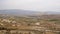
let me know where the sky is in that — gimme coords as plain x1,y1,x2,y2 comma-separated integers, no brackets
0,0,60,12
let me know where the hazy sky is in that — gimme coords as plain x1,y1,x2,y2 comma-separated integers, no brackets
0,0,60,12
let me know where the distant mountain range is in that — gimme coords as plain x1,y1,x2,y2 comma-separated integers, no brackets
45,11,60,14
0,9,60,16
0,9,42,16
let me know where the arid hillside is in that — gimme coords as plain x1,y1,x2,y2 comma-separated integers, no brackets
0,14,60,34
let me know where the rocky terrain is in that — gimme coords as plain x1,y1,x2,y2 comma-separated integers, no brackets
0,14,60,34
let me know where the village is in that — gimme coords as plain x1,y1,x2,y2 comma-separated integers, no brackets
0,14,60,34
